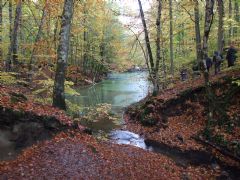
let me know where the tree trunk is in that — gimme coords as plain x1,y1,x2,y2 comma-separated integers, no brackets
52,0,74,110
53,17,59,52
0,0,2,62
11,0,22,66
8,0,13,42
229,0,233,44
161,46,167,89
202,0,215,78
202,0,214,60
194,0,202,64
29,0,48,70
5,0,13,71
6,0,22,70
235,0,240,22
217,0,224,54
153,0,162,96
234,0,239,36
83,1,88,75
169,0,174,76
202,0,215,122
137,0,154,72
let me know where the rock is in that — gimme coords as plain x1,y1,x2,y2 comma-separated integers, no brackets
176,134,184,143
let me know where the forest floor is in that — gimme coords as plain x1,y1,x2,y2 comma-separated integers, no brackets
124,66,240,179
0,66,240,179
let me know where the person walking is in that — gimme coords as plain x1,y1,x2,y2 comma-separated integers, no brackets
213,51,223,74
206,55,213,72
226,45,237,67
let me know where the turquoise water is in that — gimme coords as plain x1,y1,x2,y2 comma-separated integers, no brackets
67,71,151,132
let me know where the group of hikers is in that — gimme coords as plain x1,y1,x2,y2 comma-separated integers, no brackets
206,45,238,75
180,45,238,81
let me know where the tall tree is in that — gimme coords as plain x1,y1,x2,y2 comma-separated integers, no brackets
52,0,74,110
29,0,49,70
8,0,13,44
234,0,239,36
0,0,2,62
194,0,202,64
82,0,88,74
5,0,13,70
202,0,215,121
154,0,162,94
138,0,162,95
53,17,59,52
229,0,233,43
137,0,154,71
11,0,22,65
169,0,174,76
217,0,224,54
6,0,22,70
202,0,214,62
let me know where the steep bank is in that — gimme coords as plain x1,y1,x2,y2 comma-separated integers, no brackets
0,84,76,161
0,107,69,161
124,70,240,178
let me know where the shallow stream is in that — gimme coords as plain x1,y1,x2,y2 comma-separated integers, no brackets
67,71,152,148
67,72,151,132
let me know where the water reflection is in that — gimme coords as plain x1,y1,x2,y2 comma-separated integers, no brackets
67,71,151,132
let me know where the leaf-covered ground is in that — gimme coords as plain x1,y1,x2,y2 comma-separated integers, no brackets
0,69,240,179
0,84,73,126
1,131,223,179
125,69,240,169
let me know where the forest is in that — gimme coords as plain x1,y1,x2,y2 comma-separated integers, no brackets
0,0,240,179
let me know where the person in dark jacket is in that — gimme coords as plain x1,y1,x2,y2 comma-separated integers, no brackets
205,55,212,72
180,68,188,81
226,45,237,67
213,51,223,75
